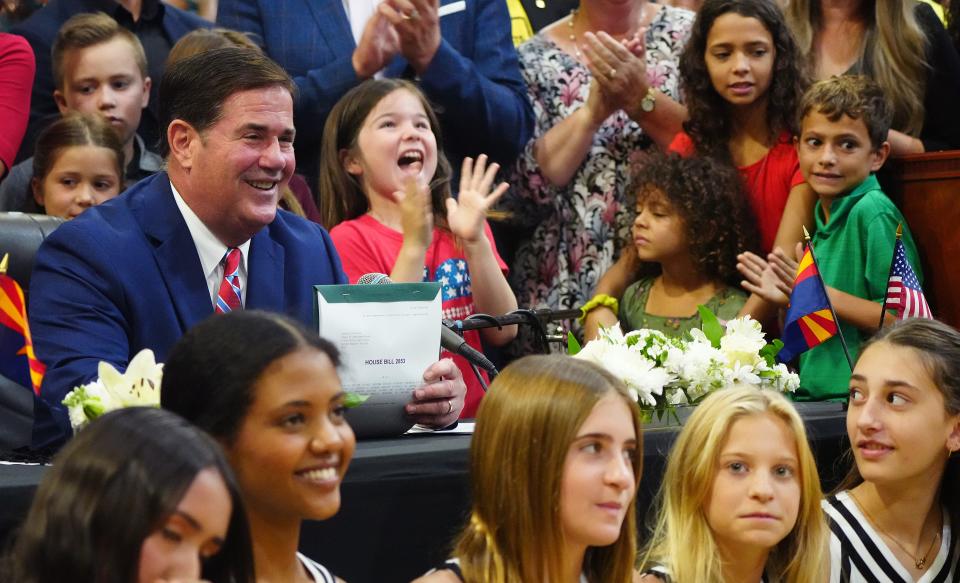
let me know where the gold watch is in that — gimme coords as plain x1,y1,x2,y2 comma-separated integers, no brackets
640,86,657,113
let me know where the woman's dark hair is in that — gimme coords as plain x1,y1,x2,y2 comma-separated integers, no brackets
680,0,808,162
317,78,453,230
628,153,759,287
161,310,340,443
25,113,125,213
7,407,253,583
835,318,960,528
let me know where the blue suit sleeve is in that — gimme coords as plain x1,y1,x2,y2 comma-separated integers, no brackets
29,222,133,442
418,0,534,164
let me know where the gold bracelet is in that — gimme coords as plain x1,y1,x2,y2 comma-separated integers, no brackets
578,294,619,324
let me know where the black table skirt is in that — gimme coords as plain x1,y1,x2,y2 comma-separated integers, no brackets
0,402,849,583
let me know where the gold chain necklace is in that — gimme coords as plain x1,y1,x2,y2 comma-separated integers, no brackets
566,7,645,60
850,491,942,570
567,9,583,59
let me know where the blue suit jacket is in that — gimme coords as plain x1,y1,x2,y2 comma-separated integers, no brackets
11,0,209,163
29,172,347,447
217,0,533,179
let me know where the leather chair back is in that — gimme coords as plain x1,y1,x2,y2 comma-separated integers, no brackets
0,213,62,451
0,213,64,297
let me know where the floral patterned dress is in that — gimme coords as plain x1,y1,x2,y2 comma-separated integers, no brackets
501,5,693,351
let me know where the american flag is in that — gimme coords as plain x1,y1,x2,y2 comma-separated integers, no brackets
884,239,932,320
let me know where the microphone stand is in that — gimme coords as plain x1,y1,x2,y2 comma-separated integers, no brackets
444,307,583,360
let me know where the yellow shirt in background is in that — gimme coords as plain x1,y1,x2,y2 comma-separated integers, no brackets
507,0,534,46
918,0,946,25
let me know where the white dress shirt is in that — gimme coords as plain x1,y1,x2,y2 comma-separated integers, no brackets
170,181,250,309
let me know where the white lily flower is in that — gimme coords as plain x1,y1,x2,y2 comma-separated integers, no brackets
62,349,163,432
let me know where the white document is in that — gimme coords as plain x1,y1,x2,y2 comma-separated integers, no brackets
315,283,442,437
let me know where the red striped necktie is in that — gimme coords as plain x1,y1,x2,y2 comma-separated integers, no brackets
215,247,242,313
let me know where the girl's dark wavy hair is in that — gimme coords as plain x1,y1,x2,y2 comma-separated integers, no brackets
680,0,808,161
5,407,254,583
628,153,759,287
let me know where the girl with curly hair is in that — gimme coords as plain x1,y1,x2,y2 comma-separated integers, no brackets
617,153,757,337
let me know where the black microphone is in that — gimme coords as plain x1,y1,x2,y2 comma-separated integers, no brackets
357,273,498,374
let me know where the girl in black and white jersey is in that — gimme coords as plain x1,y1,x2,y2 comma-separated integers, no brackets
823,318,960,582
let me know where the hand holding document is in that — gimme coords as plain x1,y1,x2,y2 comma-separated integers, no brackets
315,282,441,437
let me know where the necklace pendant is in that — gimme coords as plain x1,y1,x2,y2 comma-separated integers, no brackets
916,557,925,569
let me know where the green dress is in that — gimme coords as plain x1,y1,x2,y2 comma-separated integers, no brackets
619,277,747,338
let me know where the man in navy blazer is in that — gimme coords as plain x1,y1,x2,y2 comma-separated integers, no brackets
29,47,466,448
11,0,210,163
217,0,533,186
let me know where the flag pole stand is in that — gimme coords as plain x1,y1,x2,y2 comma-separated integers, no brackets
804,227,855,372
876,224,902,331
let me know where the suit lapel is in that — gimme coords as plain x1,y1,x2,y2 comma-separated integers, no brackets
304,0,356,51
245,225,286,311
136,175,215,332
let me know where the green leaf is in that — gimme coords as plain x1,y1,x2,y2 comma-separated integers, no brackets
567,331,582,355
759,339,784,367
697,305,723,348
343,392,370,409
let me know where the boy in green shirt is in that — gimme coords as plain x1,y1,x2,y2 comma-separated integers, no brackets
740,75,923,399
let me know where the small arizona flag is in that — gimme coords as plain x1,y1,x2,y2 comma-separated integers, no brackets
778,244,839,363
0,254,45,394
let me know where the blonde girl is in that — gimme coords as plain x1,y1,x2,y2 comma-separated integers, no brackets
640,387,828,583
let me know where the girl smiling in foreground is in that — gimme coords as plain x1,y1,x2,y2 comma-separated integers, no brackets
162,311,354,583
823,319,960,581
640,388,827,583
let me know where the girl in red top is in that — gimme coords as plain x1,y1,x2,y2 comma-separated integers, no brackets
320,79,518,418
673,0,811,254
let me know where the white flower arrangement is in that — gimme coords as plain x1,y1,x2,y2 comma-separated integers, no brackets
572,306,799,419
62,349,163,432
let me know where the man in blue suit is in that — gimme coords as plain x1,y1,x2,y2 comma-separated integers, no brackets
29,47,466,448
217,0,533,187
11,0,210,162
